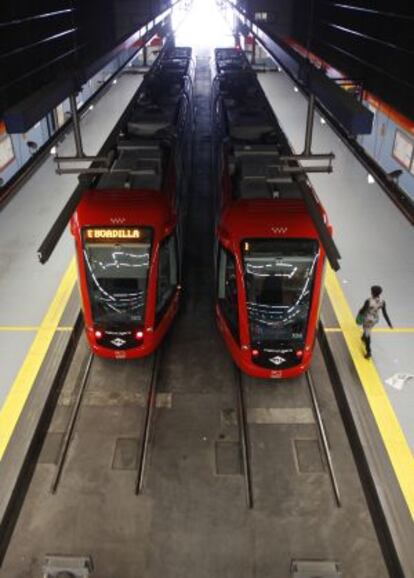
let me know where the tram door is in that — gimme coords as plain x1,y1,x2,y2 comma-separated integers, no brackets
217,245,239,343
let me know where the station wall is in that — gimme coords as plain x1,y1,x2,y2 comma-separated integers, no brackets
285,38,414,203
358,102,414,200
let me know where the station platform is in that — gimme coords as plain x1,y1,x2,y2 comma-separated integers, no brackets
0,42,413,575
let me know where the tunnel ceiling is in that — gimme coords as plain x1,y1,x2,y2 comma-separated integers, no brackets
241,0,413,122
293,0,413,122
0,0,171,118
1,1,412,123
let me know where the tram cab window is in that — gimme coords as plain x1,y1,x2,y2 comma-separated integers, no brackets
217,246,239,343
82,227,152,327
156,233,178,324
242,238,319,344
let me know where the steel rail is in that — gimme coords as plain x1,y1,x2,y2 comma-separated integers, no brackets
305,370,341,507
135,350,161,495
50,353,94,494
235,369,253,509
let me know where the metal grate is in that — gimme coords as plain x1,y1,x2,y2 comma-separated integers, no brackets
215,441,242,475
290,560,342,578
38,433,65,465
294,438,325,474
221,408,237,427
112,438,139,470
291,559,342,577
43,555,94,578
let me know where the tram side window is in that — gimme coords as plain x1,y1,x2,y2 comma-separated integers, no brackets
156,234,178,325
217,246,239,343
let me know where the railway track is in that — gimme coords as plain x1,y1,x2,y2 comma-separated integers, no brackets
136,349,162,495
48,344,164,497
49,347,163,497
235,361,342,511
234,368,253,509
51,353,94,494
305,369,341,508
0,328,391,578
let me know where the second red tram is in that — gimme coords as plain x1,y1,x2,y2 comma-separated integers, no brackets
71,46,193,359
213,48,331,379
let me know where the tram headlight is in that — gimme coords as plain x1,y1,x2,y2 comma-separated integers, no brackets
135,330,144,341
95,329,103,340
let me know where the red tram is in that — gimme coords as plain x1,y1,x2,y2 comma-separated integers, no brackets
213,48,331,379
71,46,193,359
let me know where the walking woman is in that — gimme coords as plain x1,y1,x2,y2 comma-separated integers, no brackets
358,285,393,359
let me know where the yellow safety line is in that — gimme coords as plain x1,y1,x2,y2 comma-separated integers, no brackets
371,327,414,333
0,327,41,331
325,266,414,519
324,327,414,333
0,327,73,332
0,258,77,461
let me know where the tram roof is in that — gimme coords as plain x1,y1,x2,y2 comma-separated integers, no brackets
73,188,174,232
220,198,320,243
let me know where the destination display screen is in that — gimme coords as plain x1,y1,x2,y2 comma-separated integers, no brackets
84,228,150,243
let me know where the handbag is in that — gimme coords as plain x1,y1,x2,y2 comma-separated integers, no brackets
356,312,364,325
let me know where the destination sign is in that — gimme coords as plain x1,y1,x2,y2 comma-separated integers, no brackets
83,227,153,245
85,228,141,241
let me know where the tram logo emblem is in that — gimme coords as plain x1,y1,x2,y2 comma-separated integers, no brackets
269,355,286,366
271,227,288,235
111,337,126,347
110,217,127,224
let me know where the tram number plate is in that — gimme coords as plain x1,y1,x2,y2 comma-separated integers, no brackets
270,370,282,379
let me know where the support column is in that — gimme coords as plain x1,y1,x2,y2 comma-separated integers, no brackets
69,94,84,158
304,94,315,156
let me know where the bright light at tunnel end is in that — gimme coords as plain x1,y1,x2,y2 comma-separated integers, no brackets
173,0,234,48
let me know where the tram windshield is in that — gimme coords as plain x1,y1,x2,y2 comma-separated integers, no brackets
82,227,153,326
242,239,319,344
